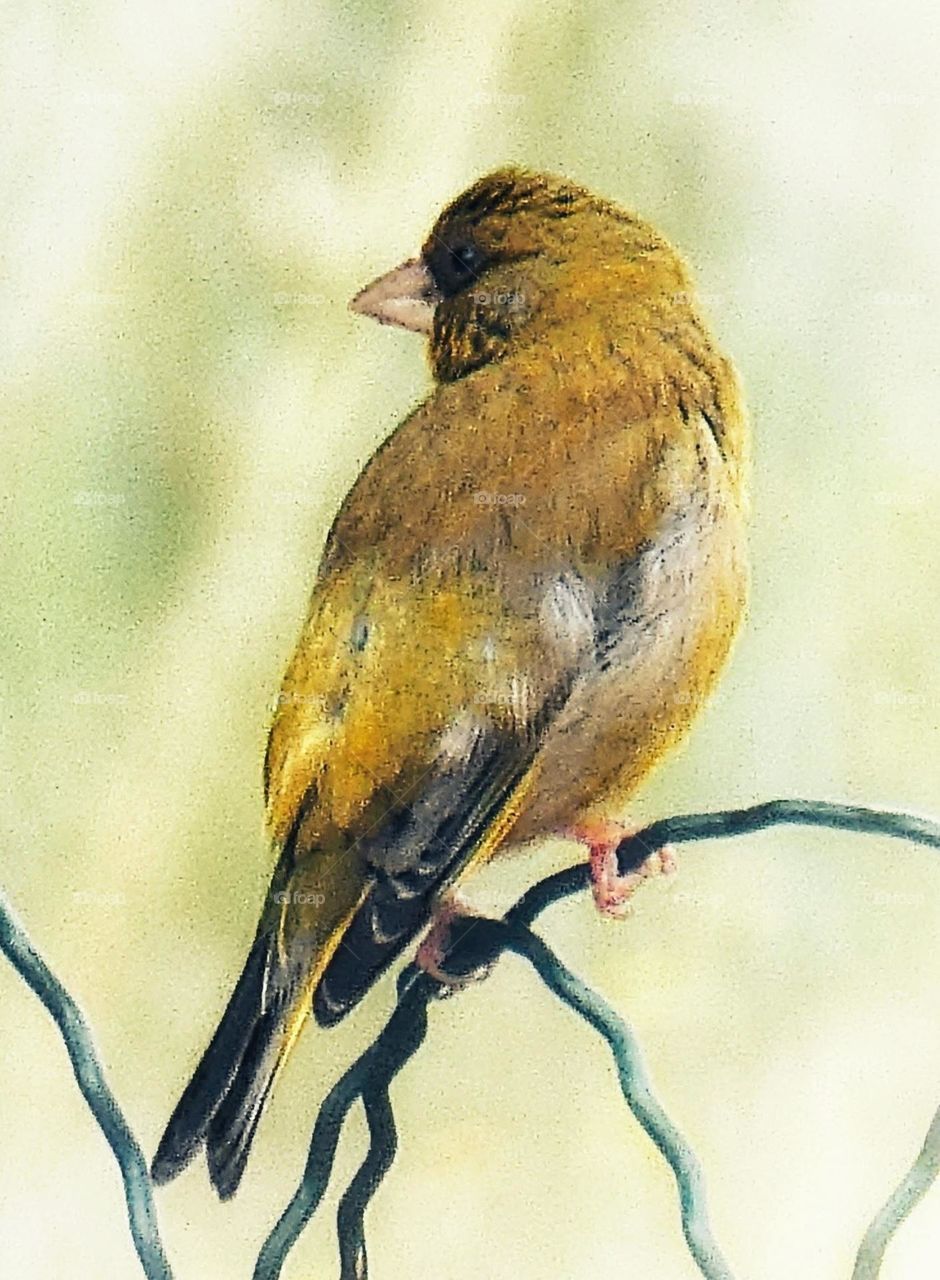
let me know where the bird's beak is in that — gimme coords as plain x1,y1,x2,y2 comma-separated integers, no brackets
348,257,442,334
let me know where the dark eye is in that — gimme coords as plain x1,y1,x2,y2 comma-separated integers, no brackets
450,243,483,277
427,240,487,296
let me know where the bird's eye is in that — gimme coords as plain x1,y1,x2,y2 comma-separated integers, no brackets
449,243,483,278
426,240,487,296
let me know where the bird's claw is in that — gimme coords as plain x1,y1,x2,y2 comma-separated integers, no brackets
415,894,496,992
566,819,677,919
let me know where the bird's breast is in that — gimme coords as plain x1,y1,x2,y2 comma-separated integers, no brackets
507,479,747,843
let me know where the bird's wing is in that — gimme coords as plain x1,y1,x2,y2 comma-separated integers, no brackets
173,547,595,1197
261,554,585,1026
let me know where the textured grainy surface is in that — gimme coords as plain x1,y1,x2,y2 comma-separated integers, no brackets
1,1,939,1277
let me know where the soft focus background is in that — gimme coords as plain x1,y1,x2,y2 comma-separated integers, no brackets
2,1,939,1277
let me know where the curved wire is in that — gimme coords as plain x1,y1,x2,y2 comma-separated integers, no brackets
252,970,433,1280
0,890,174,1280
4,798,940,1280
501,918,737,1279
255,799,940,1280
852,1102,940,1279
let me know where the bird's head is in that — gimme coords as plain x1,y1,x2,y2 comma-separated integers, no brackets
350,167,692,382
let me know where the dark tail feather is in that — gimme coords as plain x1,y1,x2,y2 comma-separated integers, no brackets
205,1005,284,1199
150,935,274,1189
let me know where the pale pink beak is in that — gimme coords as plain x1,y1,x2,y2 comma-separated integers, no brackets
348,257,442,334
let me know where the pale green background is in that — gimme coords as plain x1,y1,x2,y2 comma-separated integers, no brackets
1,1,939,1277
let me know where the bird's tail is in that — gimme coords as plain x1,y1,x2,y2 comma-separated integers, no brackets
150,931,290,1198
151,827,372,1199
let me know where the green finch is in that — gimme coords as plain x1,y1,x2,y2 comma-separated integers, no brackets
152,167,748,1198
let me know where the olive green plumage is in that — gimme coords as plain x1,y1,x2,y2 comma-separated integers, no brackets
152,167,748,1198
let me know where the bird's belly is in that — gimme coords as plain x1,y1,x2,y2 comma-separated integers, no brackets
507,494,747,843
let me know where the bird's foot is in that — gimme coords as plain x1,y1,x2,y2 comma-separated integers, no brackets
566,819,677,919
415,893,496,993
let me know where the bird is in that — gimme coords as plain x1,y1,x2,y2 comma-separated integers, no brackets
151,166,749,1199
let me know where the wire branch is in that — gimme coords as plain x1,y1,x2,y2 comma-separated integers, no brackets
3,798,940,1280
255,798,940,1280
0,890,174,1280
852,1102,940,1280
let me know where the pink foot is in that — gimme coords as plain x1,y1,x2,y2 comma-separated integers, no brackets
415,894,494,989
566,819,676,919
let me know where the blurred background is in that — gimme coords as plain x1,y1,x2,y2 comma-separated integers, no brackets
1,0,939,1276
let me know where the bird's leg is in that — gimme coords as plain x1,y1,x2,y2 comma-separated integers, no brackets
415,891,495,991
566,819,677,919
